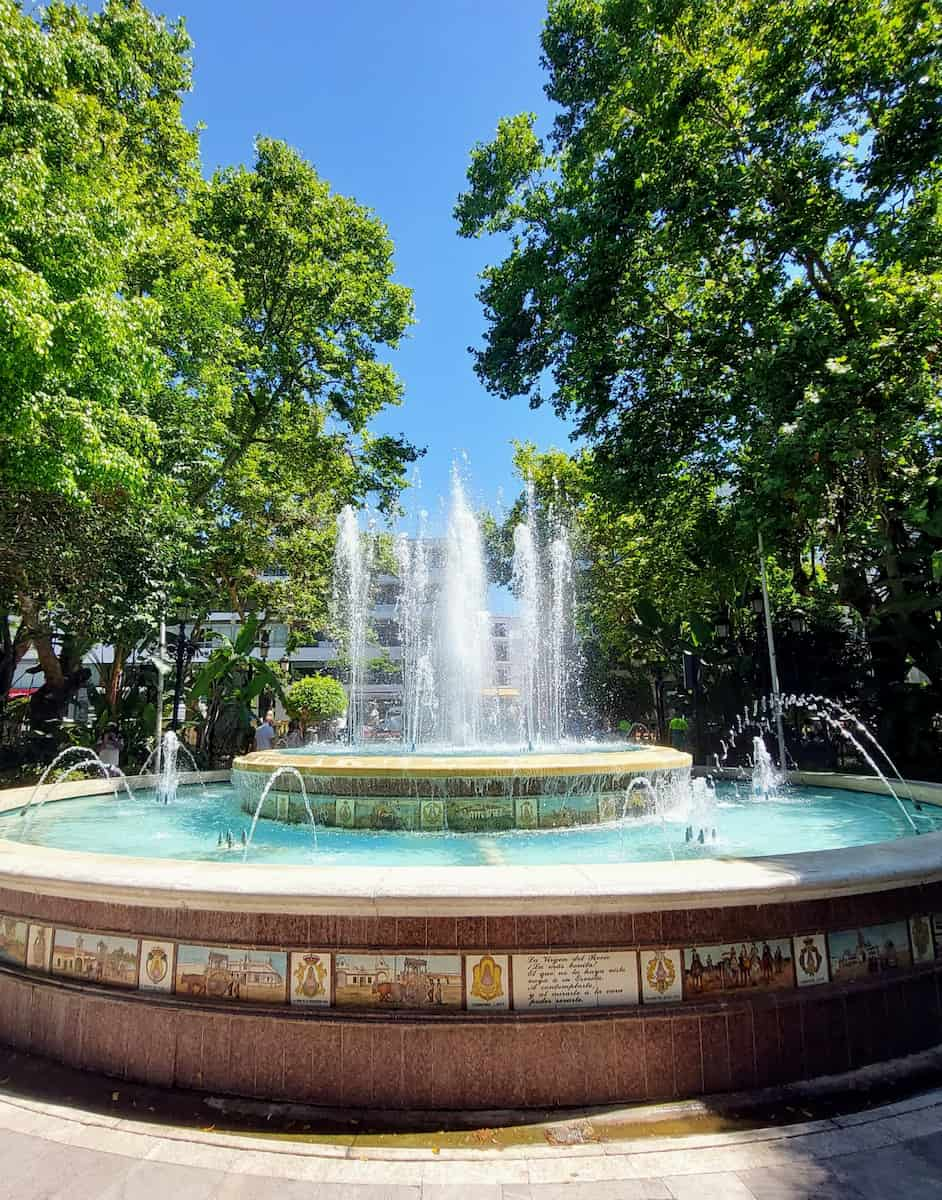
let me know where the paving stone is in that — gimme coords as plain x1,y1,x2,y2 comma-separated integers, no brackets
664,1172,756,1199
421,1185,502,1200
504,1182,672,1199
905,1131,942,1173
213,1181,420,1200
0,1133,132,1200
98,1158,227,1200
829,1143,942,1200
735,1163,864,1199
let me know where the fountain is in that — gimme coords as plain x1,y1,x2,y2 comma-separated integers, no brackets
139,729,204,804
234,465,688,829
22,747,134,820
6,468,942,1116
242,766,316,860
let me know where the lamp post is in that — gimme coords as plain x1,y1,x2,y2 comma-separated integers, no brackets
756,531,788,771
170,608,190,732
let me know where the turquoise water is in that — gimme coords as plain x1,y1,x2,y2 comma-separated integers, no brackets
1,782,939,866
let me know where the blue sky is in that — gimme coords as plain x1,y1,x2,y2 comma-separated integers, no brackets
170,0,575,527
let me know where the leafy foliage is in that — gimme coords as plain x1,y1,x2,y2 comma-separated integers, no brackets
459,0,942,749
285,674,347,727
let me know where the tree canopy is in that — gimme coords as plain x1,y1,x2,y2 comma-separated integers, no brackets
457,0,942,702
0,0,418,713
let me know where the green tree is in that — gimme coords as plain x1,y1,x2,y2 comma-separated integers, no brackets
285,674,347,731
0,3,419,724
189,615,284,767
457,0,942,714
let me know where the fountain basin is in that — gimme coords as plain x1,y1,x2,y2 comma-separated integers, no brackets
232,745,691,829
1,772,942,1112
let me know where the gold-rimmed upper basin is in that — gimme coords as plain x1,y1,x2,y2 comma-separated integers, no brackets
232,746,692,779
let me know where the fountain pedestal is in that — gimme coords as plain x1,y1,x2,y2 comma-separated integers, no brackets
232,746,692,831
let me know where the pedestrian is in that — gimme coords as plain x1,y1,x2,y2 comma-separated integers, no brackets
284,719,303,748
254,710,277,752
95,724,124,776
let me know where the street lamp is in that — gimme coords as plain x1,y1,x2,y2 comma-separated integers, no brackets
713,610,731,641
170,607,191,732
756,532,788,771
790,609,807,635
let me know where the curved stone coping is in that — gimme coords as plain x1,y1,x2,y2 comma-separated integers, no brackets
0,770,230,817
2,1041,942,1185
233,746,691,779
1,825,942,916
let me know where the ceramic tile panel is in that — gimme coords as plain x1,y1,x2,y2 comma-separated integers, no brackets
289,950,331,1006
683,938,795,998
419,799,446,831
511,950,638,1010
639,948,683,1003
828,922,911,985
25,924,52,972
537,793,599,828
514,797,538,829
465,952,510,1010
0,915,27,966
176,944,287,1004
334,952,462,1009
51,929,139,989
793,933,829,987
910,915,935,964
139,939,175,992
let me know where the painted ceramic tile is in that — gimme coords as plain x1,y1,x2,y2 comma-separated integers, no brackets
334,953,462,1009
538,793,599,828
420,799,446,831
445,797,515,832
26,924,52,972
52,929,139,988
514,797,538,829
910,915,934,964
683,939,795,997
335,797,355,828
139,940,175,992
465,952,510,1010
793,934,829,987
354,798,418,831
828,922,911,985
639,948,683,1004
932,914,942,960
598,794,622,823
0,915,27,966
176,945,287,1004
289,951,332,1006
511,950,638,1010
312,798,337,827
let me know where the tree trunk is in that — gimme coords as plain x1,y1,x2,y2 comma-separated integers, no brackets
16,593,63,685
104,644,125,712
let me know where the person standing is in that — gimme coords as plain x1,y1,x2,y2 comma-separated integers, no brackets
254,710,277,751
95,724,123,775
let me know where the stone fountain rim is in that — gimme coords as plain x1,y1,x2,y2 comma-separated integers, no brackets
231,746,691,779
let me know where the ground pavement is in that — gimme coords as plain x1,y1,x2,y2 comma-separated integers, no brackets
3,1079,942,1198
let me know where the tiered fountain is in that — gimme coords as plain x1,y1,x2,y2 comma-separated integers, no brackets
232,466,690,830
2,466,942,1114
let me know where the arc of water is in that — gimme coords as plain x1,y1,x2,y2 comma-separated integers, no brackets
23,753,135,822
26,745,109,812
139,730,206,803
808,695,919,810
809,706,919,835
243,767,317,861
621,776,675,861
